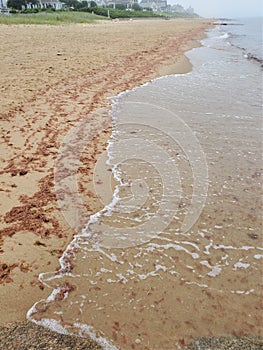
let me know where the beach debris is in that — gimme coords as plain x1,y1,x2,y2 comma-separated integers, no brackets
247,233,258,240
54,282,76,302
0,263,18,284
34,240,47,247
19,262,31,273
19,170,28,176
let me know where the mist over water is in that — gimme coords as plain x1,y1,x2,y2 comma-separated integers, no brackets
27,20,263,349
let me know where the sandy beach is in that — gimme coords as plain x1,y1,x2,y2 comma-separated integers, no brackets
0,18,210,347
0,16,262,350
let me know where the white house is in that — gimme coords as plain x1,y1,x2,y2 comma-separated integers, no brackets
104,0,138,8
24,0,64,9
140,0,167,12
0,0,7,8
171,4,185,13
186,6,194,14
96,0,106,6
38,0,63,9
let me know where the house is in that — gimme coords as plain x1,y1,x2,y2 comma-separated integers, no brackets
96,0,107,6
104,0,138,8
0,0,10,13
139,0,167,12
186,6,194,14
39,0,64,10
0,0,7,9
25,0,64,9
171,4,185,13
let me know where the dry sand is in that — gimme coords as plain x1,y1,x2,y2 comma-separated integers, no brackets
0,18,208,329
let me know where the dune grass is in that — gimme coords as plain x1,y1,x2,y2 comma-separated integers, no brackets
0,11,106,25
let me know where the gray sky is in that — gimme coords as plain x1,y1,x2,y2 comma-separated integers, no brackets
172,0,263,18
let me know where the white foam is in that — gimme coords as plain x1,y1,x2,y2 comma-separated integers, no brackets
74,322,119,350
40,318,69,334
213,244,256,251
214,225,223,229
200,260,222,277
185,281,208,288
233,262,250,270
219,33,230,39
146,242,199,259
231,289,255,295
254,254,263,259
101,268,112,273
155,264,167,272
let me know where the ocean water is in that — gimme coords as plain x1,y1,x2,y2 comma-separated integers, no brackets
27,19,263,349
226,17,263,64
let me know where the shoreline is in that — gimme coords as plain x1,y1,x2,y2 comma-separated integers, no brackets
0,20,216,349
0,18,210,323
0,18,262,350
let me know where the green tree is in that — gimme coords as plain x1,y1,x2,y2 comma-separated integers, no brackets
62,0,81,9
7,0,26,9
115,3,126,10
80,0,88,7
89,1,97,7
132,3,142,11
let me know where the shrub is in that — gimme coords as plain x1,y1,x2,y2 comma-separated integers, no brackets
46,7,56,12
9,7,18,13
21,8,39,13
115,3,126,10
80,7,162,19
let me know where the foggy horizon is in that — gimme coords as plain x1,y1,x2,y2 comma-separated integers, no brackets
171,0,263,18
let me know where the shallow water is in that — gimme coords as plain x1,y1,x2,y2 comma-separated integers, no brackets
27,20,263,349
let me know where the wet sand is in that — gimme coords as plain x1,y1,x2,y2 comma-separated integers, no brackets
0,17,208,333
